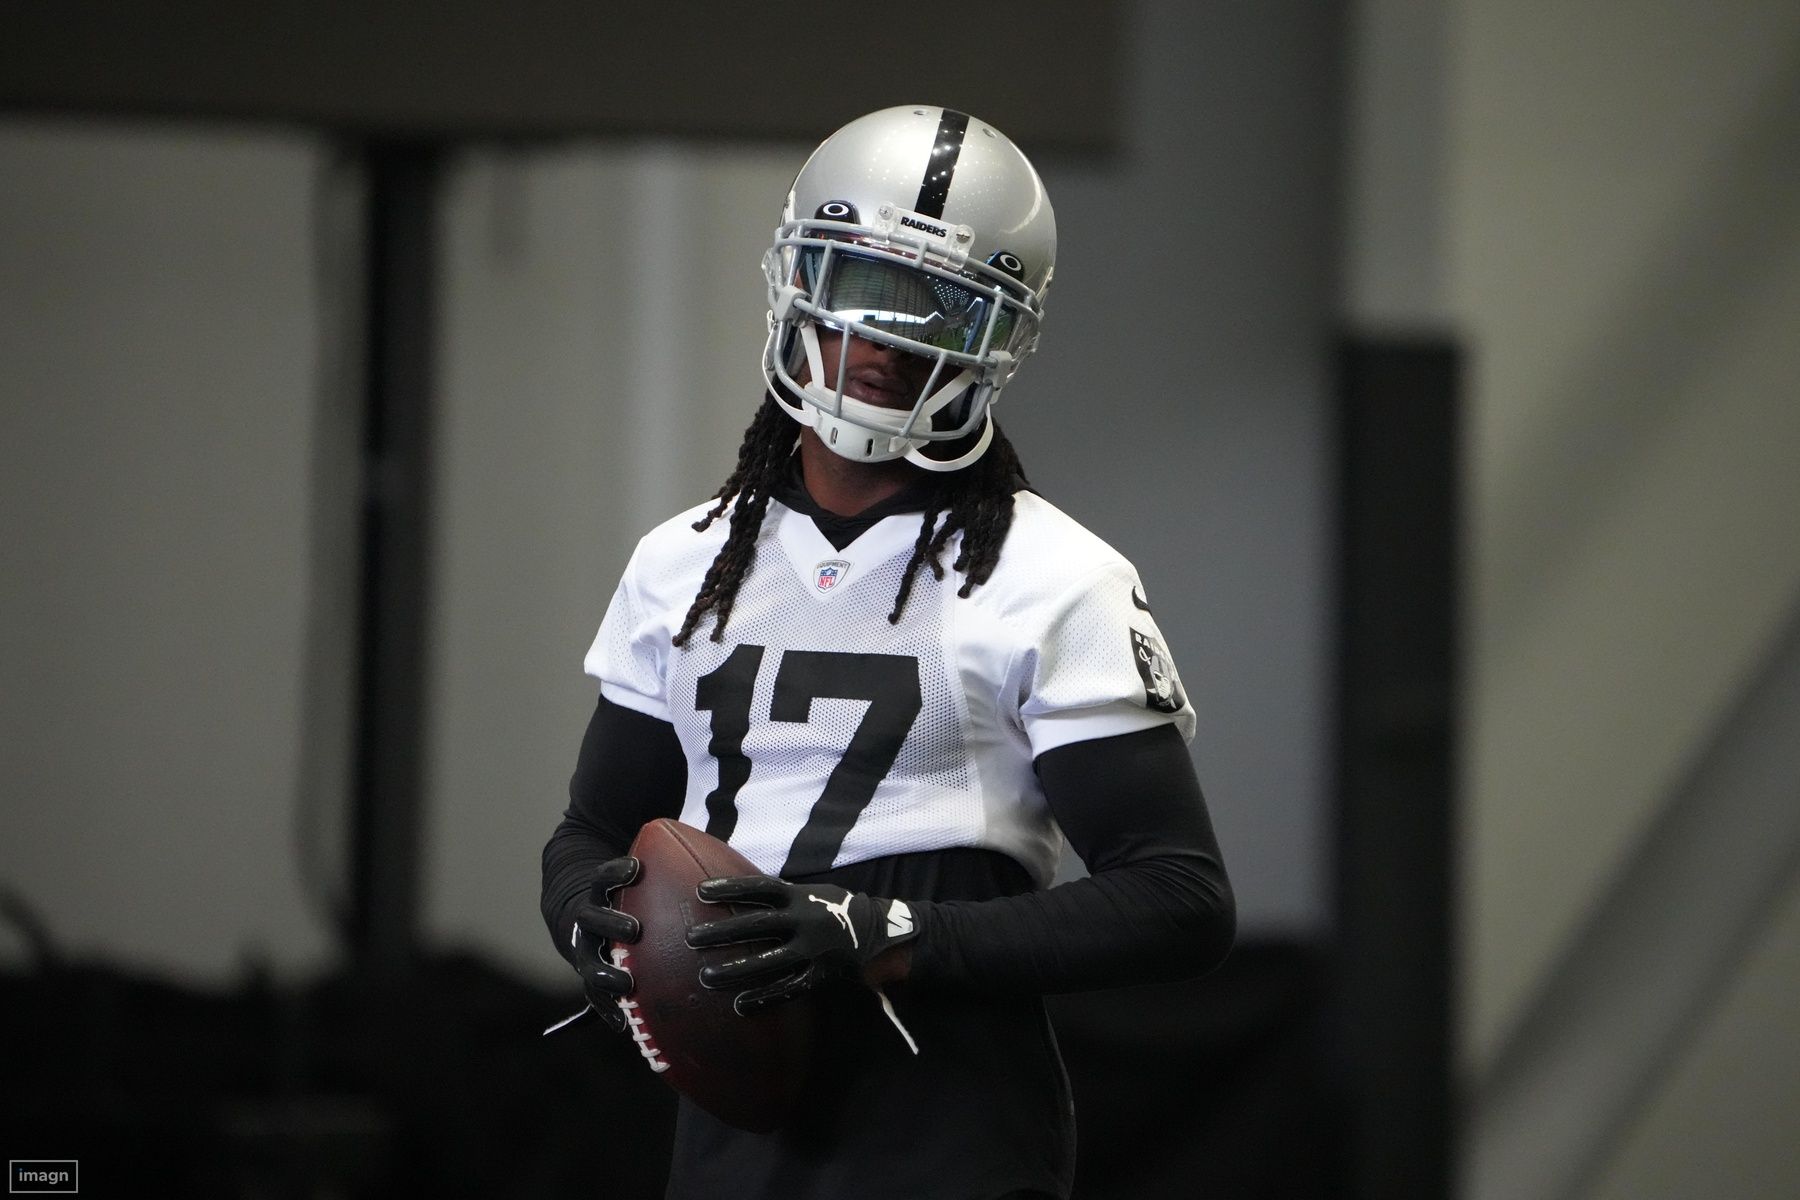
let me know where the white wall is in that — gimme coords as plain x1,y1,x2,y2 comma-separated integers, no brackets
1587,875,1800,1200
1351,0,1800,1194
0,121,339,983
1452,0,1800,1077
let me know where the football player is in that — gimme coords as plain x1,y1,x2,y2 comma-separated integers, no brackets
542,105,1235,1200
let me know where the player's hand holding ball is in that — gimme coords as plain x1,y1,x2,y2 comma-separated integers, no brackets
687,877,918,1014
570,856,642,1034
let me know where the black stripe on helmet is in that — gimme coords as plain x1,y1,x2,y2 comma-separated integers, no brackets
914,109,971,219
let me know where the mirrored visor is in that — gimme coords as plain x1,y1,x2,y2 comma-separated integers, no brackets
801,248,1015,356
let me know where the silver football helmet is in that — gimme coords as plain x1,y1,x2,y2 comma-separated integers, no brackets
762,106,1057,471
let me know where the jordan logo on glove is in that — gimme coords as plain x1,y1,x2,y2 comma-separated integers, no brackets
807,893,858,946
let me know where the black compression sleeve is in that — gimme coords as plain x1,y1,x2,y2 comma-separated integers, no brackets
908,723,1235,993
539,694,687,964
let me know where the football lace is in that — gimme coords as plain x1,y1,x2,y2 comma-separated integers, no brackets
610,944,669,1074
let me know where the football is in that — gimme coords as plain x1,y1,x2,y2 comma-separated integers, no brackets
611,818,812,1132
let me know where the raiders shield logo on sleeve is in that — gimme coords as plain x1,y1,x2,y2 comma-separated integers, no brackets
1130,628,1187,713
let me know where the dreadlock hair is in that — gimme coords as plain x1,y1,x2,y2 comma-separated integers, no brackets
671,394,1030,647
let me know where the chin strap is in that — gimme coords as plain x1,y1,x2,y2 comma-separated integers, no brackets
902,411,994,472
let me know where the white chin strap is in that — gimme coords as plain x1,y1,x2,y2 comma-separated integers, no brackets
812,407,994,472
785,322,994,473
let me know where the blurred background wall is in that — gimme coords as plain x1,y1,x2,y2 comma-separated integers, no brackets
4,0,1798,1196
1350,0,1800,1197
1,126,338,980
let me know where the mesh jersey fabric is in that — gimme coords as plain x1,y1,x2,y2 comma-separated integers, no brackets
584,488,1196,887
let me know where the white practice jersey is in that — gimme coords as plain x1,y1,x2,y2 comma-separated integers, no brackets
586,490,1195,887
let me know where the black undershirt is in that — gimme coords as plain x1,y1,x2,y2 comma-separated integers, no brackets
769,456,940,551
765,453,1033,551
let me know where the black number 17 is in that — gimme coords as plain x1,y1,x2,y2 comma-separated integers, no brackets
694,646,922,877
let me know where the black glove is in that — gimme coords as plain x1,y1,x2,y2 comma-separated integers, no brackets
567,856,641,1034
686,875,918,1015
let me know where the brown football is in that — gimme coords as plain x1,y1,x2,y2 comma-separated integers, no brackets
611,818,812,1132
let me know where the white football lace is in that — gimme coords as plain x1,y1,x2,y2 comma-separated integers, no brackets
611,945,669,1073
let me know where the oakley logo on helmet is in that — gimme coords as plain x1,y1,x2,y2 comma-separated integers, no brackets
815,201,858,222
899,214,949,239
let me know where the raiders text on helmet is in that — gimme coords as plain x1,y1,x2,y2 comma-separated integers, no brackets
762,106,1057,471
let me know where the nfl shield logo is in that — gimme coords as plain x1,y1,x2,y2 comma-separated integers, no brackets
814,559,851,592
